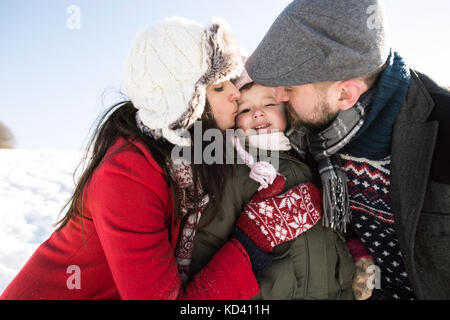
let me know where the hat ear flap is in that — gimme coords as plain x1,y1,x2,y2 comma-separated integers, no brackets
201,17,243,86
169,18,243,132
169,83,206,130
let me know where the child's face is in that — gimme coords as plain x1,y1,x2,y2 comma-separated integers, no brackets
236,84,287,133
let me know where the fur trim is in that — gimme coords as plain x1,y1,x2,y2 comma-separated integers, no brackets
170,17,243,130
136,112,191,146
200,17,243,86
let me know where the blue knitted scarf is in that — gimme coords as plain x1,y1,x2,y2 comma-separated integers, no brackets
302,49,410,232
341,50,411,158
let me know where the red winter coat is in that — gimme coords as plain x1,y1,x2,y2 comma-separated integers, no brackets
1,137,259,300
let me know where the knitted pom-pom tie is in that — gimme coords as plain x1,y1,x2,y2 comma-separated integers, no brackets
233,136,277,191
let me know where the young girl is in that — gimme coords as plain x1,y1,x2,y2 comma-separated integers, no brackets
0,17,306,300
189,70,357,299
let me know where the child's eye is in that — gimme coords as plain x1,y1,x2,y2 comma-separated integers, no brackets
238,108,250,114
265,104,276,107
214,86,224,92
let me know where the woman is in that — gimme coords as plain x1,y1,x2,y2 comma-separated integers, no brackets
1,17,304,300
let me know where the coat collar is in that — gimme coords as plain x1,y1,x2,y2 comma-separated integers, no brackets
390,69,439,297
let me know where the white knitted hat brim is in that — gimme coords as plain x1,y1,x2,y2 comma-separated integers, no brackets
169,17,243,131
124,17,207,134
124,17,243,146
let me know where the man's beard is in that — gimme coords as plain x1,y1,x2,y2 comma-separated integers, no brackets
286,99,339,133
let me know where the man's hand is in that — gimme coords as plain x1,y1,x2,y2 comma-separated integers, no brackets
352,257,376,300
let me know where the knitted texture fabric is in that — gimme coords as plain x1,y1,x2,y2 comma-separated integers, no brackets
341,50,411,158
340,154,415,300
124,17,243,146
306,86,377,233
167,159,209,284
236,176,323,253
124,18,207,143
338,50,415,300
232,227,272,277
233,56,253,90
346,238,373,262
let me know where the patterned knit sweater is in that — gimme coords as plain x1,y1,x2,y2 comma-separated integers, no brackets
338,153,415,299
338,51,416,300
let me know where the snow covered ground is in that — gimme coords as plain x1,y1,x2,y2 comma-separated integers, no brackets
0,149,84,294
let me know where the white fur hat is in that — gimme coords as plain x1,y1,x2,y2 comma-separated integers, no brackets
123,17,243,146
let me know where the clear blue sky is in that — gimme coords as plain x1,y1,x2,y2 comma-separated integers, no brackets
1,0,449,149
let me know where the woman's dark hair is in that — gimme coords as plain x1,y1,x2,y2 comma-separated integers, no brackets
55,99,226,231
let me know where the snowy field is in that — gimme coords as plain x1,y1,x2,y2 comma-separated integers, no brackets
0,149,84,294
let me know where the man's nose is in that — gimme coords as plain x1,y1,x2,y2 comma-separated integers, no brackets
274,87,289,103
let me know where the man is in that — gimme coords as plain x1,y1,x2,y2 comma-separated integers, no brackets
246,0,450,300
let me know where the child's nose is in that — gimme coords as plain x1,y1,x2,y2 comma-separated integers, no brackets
253,108,265,119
